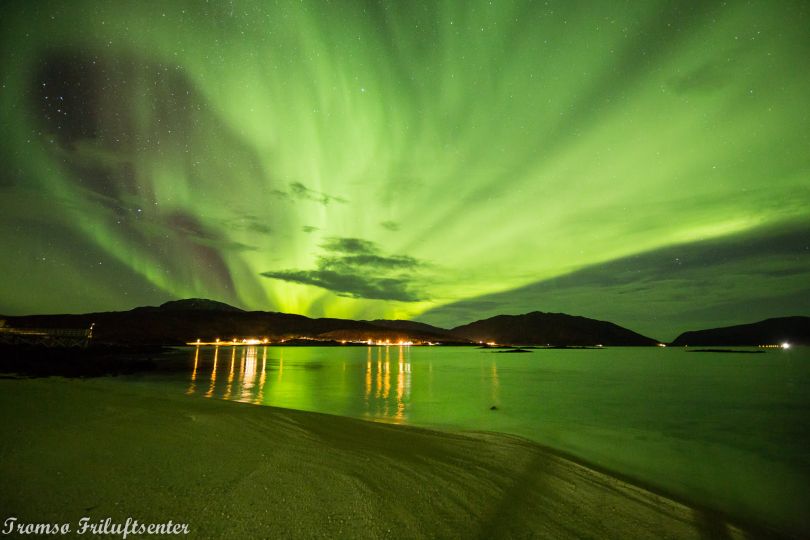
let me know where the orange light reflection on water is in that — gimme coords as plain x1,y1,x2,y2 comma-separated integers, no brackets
187,344,412,422
205,346,219,398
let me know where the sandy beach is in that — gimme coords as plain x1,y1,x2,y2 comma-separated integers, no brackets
0,377,770,539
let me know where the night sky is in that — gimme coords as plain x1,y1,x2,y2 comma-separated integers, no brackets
1,1,808,340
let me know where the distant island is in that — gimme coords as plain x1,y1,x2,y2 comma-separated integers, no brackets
672,317,810,347
1,299,807,347
452,312,657,346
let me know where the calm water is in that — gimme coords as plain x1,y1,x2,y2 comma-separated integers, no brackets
149,345,809,534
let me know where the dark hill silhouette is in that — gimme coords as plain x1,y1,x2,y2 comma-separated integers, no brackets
672,316,810,346
2,300,459,345
3,300,658,346
450,312,658,346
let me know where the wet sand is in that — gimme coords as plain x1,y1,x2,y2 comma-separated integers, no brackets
0,378,769,538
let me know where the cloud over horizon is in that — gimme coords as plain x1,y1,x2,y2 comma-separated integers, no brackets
261,237,426,302
272,182,347,206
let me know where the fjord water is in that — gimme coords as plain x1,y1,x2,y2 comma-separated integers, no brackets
171,345,808,534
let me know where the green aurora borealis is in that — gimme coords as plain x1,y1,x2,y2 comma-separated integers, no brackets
1,1,809,339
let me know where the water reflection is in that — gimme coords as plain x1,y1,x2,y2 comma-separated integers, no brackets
205,346,219,398
254,347,267,405
187,345,412,422
223,346,236,400
363,344,411,421
240,346,257,403
186,346,199,395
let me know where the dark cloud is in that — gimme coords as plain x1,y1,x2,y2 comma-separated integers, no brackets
223,215,272,236
381,220,400,232
321,237,378,255
301,225,319,234
511,223,810,292
261,236,426,301
260,270,420,302
321,254,419,271
272,182,347,206
318,236,421,271
418,221,810,339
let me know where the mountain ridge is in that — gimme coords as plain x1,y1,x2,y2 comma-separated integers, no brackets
1,300,657,346
451,311,658,346
3,299,806,347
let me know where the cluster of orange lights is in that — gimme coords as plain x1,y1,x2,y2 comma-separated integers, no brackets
188,337,420,346
365,339,414,346
191,337,269,346
759,343,791,349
